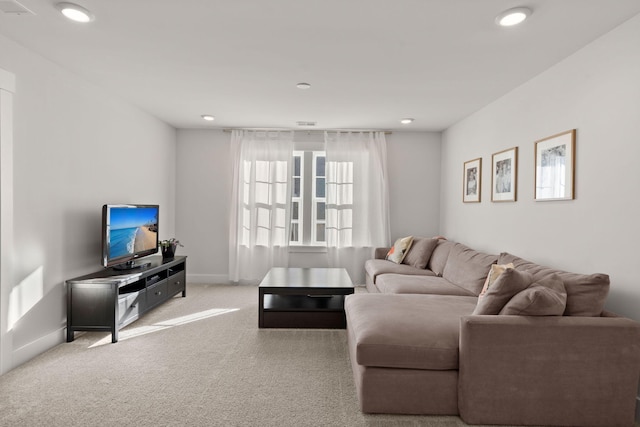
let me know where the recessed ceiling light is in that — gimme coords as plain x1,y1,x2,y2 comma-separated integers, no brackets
56,2,94,23
201,115,215,121
400,118,414,124
296,83,311,89
495,7,531,27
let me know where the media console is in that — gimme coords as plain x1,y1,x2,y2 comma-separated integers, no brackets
66,255,187,343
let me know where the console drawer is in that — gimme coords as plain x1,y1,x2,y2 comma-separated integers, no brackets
146,280,168,309
118,289,146,327
168,271,185,296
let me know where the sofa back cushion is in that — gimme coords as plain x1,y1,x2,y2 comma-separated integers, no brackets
442,244,498,295
498,252,609,317
427,239,456,276
402,237,438,269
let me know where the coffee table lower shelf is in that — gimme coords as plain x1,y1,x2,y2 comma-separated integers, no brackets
260,294,349,329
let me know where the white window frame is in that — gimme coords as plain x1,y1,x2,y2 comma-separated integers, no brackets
311,151,326,246
289,150,326,247
290,151,304,245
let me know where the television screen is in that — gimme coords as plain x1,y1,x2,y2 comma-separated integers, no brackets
102,204,159,268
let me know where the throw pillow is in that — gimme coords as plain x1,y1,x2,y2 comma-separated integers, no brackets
479,263,514,296
472,268,534,315
402,237,438,269
500,275,567,316
386,236,414,264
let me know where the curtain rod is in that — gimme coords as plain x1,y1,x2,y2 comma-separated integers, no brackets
222,128,392,135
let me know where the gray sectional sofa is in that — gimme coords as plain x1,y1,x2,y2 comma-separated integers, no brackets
345,237,640,426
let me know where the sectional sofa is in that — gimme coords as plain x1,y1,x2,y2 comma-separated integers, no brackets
345,237,640,427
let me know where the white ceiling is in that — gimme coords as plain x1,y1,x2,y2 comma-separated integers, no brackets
1,0,640,131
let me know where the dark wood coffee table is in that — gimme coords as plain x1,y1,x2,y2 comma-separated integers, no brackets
258,267,354,329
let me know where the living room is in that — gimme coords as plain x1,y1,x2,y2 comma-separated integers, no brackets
1,1,640,425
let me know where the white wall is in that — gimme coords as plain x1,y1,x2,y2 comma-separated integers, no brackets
387,131,441,239
441,14,640,322
0,34,177,372
175,129,231,283
176,130,441,283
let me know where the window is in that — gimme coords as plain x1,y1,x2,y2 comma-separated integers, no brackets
290,150,326,246
242,159,289,247
325,159,354,247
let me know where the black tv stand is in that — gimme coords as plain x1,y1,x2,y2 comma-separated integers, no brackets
113,260,152,271
66,256,187,343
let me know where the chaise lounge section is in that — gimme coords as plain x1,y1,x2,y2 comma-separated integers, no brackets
346,237,640,426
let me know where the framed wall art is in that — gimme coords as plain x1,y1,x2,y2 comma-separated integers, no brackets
534,129,576,201
492,147,518,202
463,158,482,203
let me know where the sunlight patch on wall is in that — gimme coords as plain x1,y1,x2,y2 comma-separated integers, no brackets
7,266,43,330
89,307,239,348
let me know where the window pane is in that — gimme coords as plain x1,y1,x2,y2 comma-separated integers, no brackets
292,201,299,220
316,178,325,197
294,156,301,176
316,224,325,242
316,202,325,220
256,182,270,204
293,178,300,197
290,223,299,242
316,156,325,177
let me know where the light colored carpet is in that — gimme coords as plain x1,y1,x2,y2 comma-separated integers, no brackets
0,284,539,426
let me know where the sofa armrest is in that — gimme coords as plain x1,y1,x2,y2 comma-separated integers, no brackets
374,247,390,260
459,314,640,427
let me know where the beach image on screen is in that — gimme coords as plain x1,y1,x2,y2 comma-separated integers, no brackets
108,207,158,259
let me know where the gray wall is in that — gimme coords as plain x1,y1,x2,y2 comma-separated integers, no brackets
440,14,640,322
176,130,441,283
0,34,177,372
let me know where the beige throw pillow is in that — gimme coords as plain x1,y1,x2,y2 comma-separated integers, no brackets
402,237,438,269
386,236,414,264
479,263,514,296
500,275,567,316
473,268,534,315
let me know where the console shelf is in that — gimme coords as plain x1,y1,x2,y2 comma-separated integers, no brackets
263,294,346,311
66,256,187,343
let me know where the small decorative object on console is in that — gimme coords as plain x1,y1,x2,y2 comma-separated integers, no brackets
159,238,183,259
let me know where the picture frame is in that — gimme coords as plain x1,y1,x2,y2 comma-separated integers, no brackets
463,158,482,203
491,147,518,202
534,129,576,201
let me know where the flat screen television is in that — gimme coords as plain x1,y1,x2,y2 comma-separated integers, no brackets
102,204,159,270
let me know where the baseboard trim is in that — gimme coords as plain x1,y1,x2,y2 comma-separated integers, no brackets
12,327,65,371
187,274,229,284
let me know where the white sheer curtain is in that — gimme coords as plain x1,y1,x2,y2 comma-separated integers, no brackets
229,130,294,284
324,131,391,284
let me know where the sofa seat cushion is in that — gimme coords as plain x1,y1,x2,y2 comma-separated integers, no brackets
498,252,609,316
345,294,478,370
365,259,436,284
376,274,477,296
